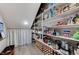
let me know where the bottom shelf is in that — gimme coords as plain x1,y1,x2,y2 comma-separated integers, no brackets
34,38,64,55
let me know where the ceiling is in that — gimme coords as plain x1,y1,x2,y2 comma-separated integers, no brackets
0,3,40,28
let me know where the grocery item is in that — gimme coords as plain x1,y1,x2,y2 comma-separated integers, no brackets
70,3,77,9
48,39,52,45
63,29,71,37
43,37,48,44
52,29,56,36
43,13,49,20
74,49,79,55
52,29,60,36
67,17,74,25
56,8,62,16
57,20,66,26
75,3,79,7
47,31,52,34
61,41,69,50
70,3,79,9
43,26,48,34
63,5,70,12
49,6,56,17
73,14,79,24
48,3,56,17
73,30,79,40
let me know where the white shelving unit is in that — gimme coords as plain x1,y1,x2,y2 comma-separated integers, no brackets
34,3,79,40
32,3,79,55
35,3,79,27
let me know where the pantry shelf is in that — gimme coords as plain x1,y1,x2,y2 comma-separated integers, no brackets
46,34,79,43
36,3,68,19
35,38,64,55
43,6,79,26
32,30,79,43
48,24,79,29
32,3,79,55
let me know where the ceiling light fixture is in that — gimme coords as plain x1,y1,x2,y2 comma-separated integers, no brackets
24,21,28,25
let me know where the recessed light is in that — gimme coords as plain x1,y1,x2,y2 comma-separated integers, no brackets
24,21,28,25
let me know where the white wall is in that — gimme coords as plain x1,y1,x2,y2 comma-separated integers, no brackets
0,16,7,53
26,29,32,44
7,28,32,47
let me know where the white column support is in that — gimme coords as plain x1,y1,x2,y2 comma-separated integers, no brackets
41,13,43,41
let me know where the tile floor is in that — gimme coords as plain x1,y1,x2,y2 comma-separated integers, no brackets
15,44,44,55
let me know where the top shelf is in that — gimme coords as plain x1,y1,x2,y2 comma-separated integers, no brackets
36,3,68,19
43,6,79,24
48,24,79,29
35,4,79,28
